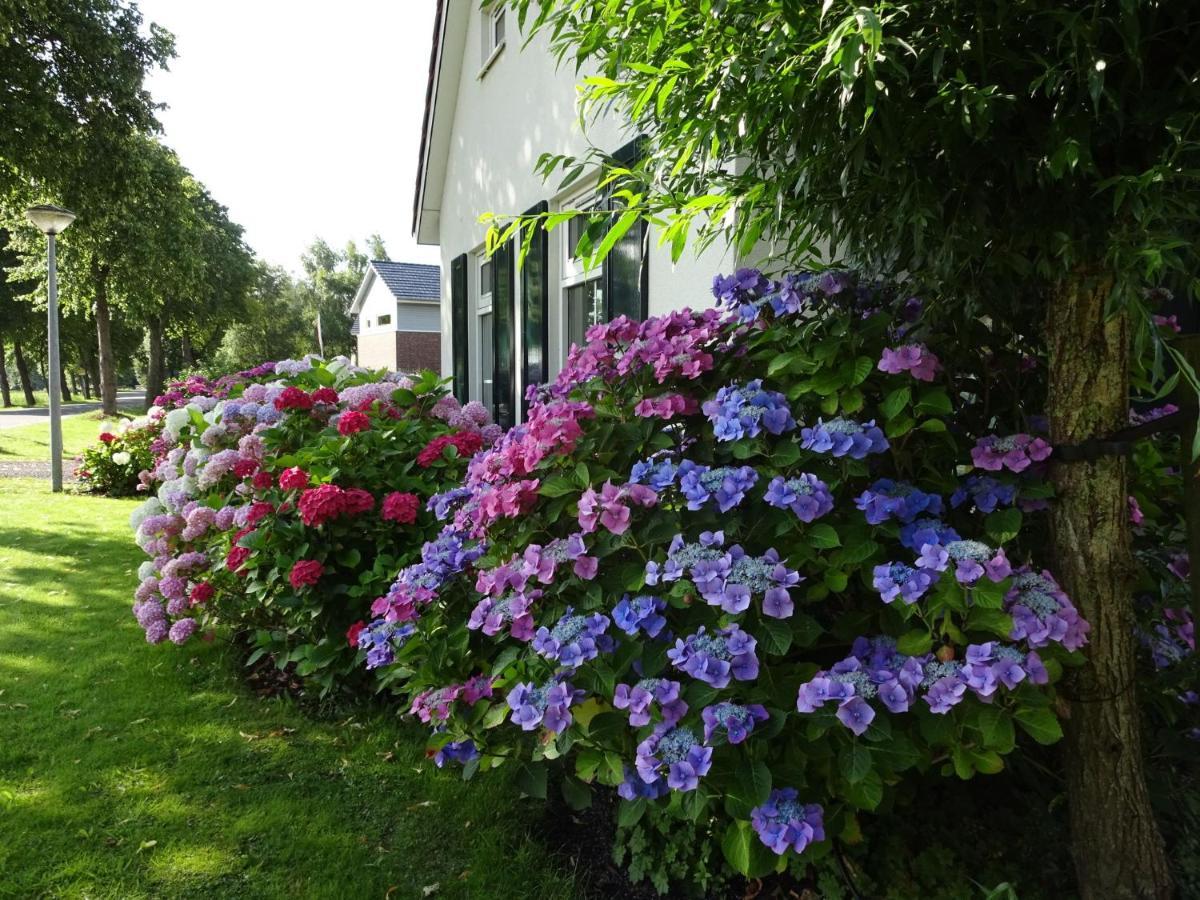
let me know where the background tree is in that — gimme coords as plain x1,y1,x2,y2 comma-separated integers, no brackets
298,236,386,359
502,2,1200,896
210,264,314,374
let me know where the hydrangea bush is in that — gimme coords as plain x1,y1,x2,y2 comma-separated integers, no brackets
75,416,159,496
373,269,1089,885
128,356,498,693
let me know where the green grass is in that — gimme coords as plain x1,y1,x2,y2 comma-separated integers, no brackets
0,409,142,460
0,479,577,899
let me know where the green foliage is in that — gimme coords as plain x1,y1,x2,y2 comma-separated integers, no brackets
76,416,155,495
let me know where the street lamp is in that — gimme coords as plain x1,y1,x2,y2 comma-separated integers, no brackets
25,203,77,493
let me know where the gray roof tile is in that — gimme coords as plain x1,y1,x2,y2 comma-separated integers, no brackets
371,260,440,302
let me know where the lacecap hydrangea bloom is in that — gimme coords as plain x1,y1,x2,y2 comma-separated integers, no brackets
751,789,825,855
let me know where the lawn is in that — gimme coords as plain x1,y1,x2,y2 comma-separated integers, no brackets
0,408,142,460
0,479,577,899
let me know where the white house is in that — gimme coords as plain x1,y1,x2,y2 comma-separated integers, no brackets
350,260,442,373
412,1,732,427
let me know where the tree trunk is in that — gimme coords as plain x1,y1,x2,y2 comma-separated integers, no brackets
60,364,72,403
12,339,35,406
181,332,194,368
0,333,11,408
145,316,165,409
92,260,117,416
1045,269,1173,900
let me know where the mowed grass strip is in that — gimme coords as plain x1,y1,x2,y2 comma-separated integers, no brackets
0,479,576,899
0,409,141,461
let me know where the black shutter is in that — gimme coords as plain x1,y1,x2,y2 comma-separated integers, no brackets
605,137,649,322
492,238,516,428
521,201,550,416
450,254,469,403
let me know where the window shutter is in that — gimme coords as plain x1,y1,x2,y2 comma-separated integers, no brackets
605,137,649,322
450,254,469,403
491,237,517,428
521,201,550,416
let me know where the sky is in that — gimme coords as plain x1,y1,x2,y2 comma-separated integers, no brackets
139,0,440,274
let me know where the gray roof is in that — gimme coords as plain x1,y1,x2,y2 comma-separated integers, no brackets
371,260,440,302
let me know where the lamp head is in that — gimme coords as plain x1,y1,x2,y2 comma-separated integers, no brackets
25,204,77,236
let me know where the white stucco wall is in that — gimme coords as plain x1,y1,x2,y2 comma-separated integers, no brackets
358,275,441,334
427,7,732,409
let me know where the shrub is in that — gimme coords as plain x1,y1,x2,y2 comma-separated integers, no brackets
368,269,1090,888
75,417,158,496
128,355,498,694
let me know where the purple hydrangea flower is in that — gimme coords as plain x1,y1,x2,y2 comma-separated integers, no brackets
506,680,580,734
700,702,769,744
677,461,759,512
612,594,667,638
751,790,825,855
1004,568,1090,650
872,561,936,604
800,418,888,459
763,474,834,522
532,609,614,668
950,475,1018,513
645,532,725,585
970,434,1052,473
168,618,198,645
630,457,678,491
702,379,797,442
667,625,759,688
855,479,943,525
691,544,803,619
613,677,686,727
635,723,713,791
924,540,1011,585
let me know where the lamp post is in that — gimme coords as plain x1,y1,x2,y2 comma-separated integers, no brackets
24,204,77,492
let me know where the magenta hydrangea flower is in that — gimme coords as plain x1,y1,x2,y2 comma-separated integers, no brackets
634,723,713,792
577,480,658,535
970,434,1052,473
877,343,941,381
751,789,825,855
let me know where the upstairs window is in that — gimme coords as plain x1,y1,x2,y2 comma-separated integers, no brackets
481,6,506,73
377,314,392,326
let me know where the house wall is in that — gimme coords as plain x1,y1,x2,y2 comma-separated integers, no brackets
431,7,732,413
358,276,399,334
355,331,442,374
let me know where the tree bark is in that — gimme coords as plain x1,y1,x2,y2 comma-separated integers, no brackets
181,331,194,368
12,339,35,406
1045,269,1173,900
92,260,117,416
145,316,165,409
0,333,11,407
59,363,72,403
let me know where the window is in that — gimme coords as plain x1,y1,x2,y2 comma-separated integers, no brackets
477,253,494,414
560,192,605,355
565,279,604,350
377,314,391,326
481,5,506,72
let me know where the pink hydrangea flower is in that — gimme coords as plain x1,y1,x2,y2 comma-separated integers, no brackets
878,344,941,382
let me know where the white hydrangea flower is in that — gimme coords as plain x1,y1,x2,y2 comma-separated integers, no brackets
112,451,132,466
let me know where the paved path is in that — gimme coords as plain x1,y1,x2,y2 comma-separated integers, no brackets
0,460,78,480
0,390,144,429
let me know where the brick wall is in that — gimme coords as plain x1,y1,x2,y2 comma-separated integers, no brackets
396,332,441,375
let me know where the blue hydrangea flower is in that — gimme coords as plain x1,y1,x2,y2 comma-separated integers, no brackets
700,701,769,744
800,418,888,459
763,474,834,522
630,457,678,491
667,624,759,688
899,517,961,551
618,766,669,801
951,475,1018,513
855,478,943,525
357,620,416,669
612,594,667,638
751,789,825,856
427,486,473,522
506,680,580,733
433,739,479,768
531,609,614,668
702,379,797,442
872,561,936,605
677,461,759,512
634,723,713,792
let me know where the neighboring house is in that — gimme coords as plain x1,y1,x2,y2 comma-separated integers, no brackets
350,260,442,374
412,1,731,428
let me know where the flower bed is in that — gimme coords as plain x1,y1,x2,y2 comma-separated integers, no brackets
127,356,497,693
76,418,158,496
364,269,1090,888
